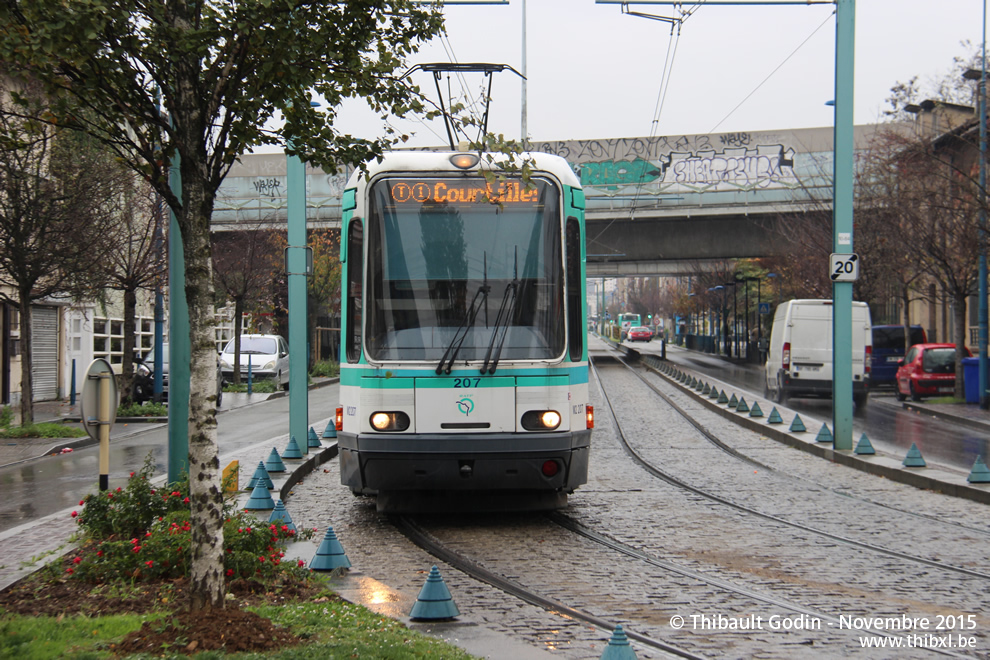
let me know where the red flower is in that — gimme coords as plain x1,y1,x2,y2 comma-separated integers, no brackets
73,556,82,564
129,472,135,477
66,567,74,574
297,559,305,567
78,500,84,506
183,497,190,504
258,556,265,562
96,550,103,557
145,561,154,568
132,545,141,553
115,487,122,493
171,491,181,497
70,511,78,518
131,538,139,545
226,569,234,577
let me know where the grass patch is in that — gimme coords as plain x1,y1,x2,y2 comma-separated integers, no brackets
924,396,966,404
0,611,150,660
0,422,86,439
0,587,479,660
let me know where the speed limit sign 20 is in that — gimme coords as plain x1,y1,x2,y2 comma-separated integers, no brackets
829,253,860,282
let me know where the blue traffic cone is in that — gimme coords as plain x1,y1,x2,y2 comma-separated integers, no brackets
310,526,351,571
600,624,638,660
967,455,990,483
409,565,460,620
268,499,297,533
854,433,876,455
767,407,783,424
903,443,927,468
815,423,833,443
245,461,274,490
307,426,321,448
243,482,275,510
282,435,303,459
789,414,807,432
265,447,286,473
749,401,763,418
322,418,337,439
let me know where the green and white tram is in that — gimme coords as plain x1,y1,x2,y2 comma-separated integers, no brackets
333,149,592,511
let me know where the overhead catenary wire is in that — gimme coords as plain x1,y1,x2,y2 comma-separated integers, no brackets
706,9,835,135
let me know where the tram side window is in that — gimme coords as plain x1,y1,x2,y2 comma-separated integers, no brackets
346,220,363,363
566,217,583,361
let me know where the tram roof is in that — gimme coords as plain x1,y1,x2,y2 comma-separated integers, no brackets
346,150,581,189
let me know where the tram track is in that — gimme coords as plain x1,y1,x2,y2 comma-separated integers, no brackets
392,514,706,660
633,350,990,539
591,353,990,583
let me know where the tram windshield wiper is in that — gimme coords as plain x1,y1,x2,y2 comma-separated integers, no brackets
436,282,490,375
480,279,517,375
481,247,519,375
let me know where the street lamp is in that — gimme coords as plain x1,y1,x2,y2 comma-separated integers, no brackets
965,50,989,408
724,281,737,358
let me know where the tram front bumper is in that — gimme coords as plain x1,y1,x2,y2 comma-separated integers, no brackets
338,430,591,494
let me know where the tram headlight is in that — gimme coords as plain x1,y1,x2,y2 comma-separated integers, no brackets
521,409,561,431
369,411,410,432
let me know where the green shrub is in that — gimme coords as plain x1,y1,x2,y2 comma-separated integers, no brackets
309,360,339,378
0,422,86,439
69,453,314,584
0,405,13,427
223,378,279,393
117,400,168,417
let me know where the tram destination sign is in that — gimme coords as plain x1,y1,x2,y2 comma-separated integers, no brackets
388,178,541,206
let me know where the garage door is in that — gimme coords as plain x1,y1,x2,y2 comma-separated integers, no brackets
32,305,59,401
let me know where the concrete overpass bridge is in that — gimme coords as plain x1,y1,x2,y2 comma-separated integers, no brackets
215,125,883,275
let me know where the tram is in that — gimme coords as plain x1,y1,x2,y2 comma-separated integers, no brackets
334,149,592,511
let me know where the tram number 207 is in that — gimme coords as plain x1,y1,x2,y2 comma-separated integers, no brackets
453,378,481,388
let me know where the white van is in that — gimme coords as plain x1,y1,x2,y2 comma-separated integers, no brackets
764,299,872,407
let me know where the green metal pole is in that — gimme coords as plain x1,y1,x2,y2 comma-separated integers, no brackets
168,153,190,483
287,149,309,454
832,0,855,450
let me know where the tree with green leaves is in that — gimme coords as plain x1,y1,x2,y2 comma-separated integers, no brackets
0,0,445,611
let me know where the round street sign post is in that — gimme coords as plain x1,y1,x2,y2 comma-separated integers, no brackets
80,358,118,491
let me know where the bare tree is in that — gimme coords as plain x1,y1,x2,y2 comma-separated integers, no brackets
102,178,167,402
0,86,117,422
212,226,279,384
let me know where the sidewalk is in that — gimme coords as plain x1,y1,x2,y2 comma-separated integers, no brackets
0,378,337,469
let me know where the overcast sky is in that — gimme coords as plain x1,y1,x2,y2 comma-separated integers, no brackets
330,0,983,148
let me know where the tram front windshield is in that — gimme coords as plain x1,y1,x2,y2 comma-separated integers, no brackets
366,176,565,363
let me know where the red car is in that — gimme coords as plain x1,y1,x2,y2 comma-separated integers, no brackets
895,343,971,401
627,326,653,342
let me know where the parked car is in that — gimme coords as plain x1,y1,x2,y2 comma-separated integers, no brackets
871,325,927,389
219,334,290,389
764,299,872,407
133,343,223,406
627,326,653,342
895,343,971,401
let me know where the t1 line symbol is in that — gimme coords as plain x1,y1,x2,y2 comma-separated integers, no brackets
829,253,860,282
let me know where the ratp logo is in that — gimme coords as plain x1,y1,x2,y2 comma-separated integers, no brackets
456,397,474,416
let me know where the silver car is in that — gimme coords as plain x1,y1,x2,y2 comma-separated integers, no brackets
219,334,290,389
